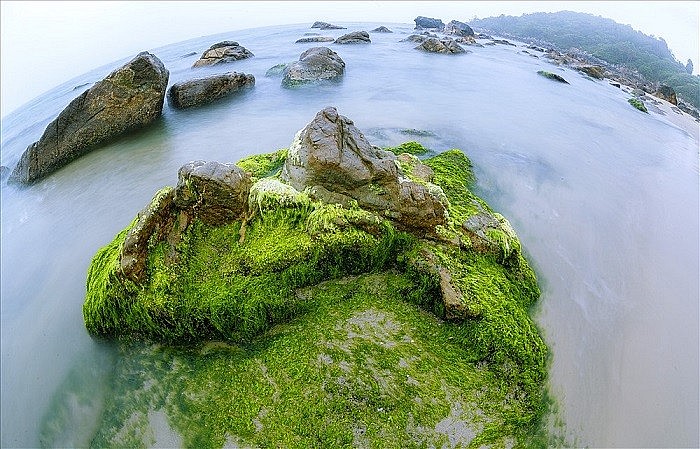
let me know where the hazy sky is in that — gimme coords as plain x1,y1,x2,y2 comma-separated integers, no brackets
1,1,698,118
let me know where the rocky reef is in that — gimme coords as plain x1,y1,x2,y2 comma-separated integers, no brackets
10,52,168,184
83,107,549,446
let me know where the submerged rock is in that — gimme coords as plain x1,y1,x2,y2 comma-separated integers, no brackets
537,70,569,84
168,72,254,109
281,47,345,87
281,107,447,232
295,36,334,43
310,21,345,30
10,52,168,184
192,41,253,67
0,166,9,182
370,26,392,33
414,16,444,30
265,63,289,77
444,20,474,37
415,38,467,54
334,31,371,44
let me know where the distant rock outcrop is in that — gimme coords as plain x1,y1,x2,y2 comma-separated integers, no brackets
370,26,393,33
655,85,678,105
537,70,569,84
334,31,371,44
577,65,605,79
311,21,346,30
444,20,474,37
192,41,254,67
281,47,345,87
295,36,335,43
280,107,447,232
414,16,444,30
168,72,255,109
10,52,169,184
415,38,467,54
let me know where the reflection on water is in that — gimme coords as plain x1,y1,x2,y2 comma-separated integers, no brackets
1,22,698,447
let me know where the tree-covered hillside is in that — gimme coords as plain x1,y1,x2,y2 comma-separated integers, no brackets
471,11,699,109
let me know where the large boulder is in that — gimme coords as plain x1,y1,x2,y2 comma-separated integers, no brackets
281,47,345,87
10,52,168,184
174,161,252,226
415,38,467,54
192,41,253,67
168,72,255,109
280,107,447,232
444,20,474,37
414,16,444,30
655,84,678,105
334,31,371,44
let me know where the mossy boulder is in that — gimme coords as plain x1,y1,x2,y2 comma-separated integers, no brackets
628,97,648,113
82,107,550,447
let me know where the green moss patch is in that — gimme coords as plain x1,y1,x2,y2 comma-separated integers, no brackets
537,70,569,84
81,144,553,447
628,97,648,113
236,148,288,179
384,141,431,156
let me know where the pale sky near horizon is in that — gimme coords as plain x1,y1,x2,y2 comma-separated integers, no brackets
1,1,698,118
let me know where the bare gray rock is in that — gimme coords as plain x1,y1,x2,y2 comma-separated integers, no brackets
416,38,467,54
281,107,447,232
444,20,474,37
10,52,169,184
168,72,254,109
192,41,253,67
414,16,444,30
334,31,371,44
282,47,345,87
295,36,335,43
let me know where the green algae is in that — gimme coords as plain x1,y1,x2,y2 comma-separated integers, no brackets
235,148,288,179
628,97,648,113
82,144,553,447
385,140,431,156
536,70,569,84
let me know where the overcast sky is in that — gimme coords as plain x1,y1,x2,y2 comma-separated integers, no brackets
1,1,698,118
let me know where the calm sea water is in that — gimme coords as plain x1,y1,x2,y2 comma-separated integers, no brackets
1,22,698,448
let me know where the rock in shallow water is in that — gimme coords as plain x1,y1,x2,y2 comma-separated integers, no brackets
192,41,254,67
282,47,345,87
416,38,467,54
10,51,169,184
168,72,255,109
334,31,371,44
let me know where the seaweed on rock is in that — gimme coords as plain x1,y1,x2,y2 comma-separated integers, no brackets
82,108,551,447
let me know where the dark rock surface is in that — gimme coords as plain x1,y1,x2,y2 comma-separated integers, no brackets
280,107,447,232
168,72,254,109
537,70,569,84
281,47,345,87
370,26,392,33
192,41,253,67
444,20,474,37
334,31,371,44
414,16,444,30
415,38,467,54
310,21,346,30
295,36,335,43
0,166,9,182
10,52,168,184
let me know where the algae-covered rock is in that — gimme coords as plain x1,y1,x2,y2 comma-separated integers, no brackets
83,107,549,447
11,52,169,184
537,70,569,84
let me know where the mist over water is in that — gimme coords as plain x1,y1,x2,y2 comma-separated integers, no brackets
1,23,698,447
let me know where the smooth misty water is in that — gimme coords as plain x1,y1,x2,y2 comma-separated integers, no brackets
1,23,698,448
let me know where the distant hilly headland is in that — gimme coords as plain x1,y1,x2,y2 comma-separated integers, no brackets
471,11,700,114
